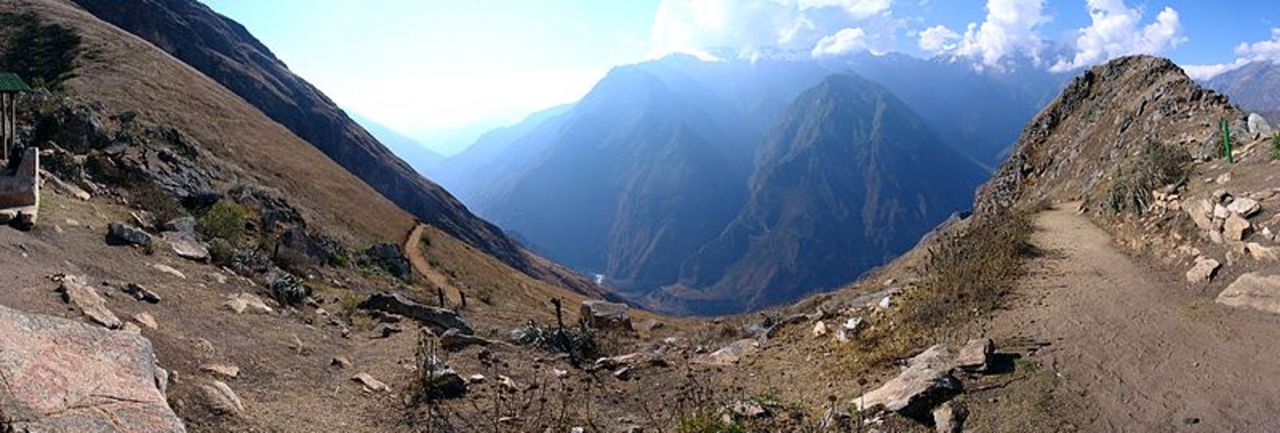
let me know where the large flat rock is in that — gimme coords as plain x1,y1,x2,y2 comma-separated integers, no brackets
1217,273,1280,314
0,304,185,432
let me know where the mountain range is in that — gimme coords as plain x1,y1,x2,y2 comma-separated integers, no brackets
438,54,1068,314
1204,61,1280,123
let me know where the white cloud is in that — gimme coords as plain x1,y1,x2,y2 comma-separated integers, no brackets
1236,28,1280,63
798,0,892,19
1181,28,1280,80
919,0,1049,70
812,27,869,57
1050,0,1185,72
918,25,960,55
649,0,900,60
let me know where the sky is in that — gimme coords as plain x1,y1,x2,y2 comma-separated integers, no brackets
202,0,1280,155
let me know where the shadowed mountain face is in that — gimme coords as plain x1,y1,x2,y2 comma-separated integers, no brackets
666,74,988,315
1204,61,1280,123
350,113,444,177
68,0,538,276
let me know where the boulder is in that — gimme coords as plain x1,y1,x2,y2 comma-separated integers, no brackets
932,400,968,433
133,312,159,330
854,344,962,420
1216,273,1280,315
1225,214,1252,241
222,293,274,315
200,380,244,415
1227,197,1262,218
358,292,473,334
1186,257,1221,283
955,338,994,372
691,339,758,366
163,232,210,261
107,222,153,247
418,357,468,399
812,321,829,338
580,300,633,331
439,328,506,351
1249,113,1274,137
0,304,185,431
57,275,122,329
1185,198,1214,231
1247,243,1280,262
351,372,390,392
162,216,197,235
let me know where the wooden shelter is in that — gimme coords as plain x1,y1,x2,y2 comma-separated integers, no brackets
0,73,31,167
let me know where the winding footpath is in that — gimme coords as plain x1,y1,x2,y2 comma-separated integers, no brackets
994,204,1280,431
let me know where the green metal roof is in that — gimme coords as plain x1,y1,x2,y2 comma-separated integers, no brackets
0,73,31,92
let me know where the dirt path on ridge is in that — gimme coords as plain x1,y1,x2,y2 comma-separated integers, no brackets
989,203,1280,431
403,223,461,304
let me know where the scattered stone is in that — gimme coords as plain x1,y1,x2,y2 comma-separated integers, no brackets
836,317,866,342
331,356,352,369
201,380,244,415
201,363,241,379
1228,197,1262,218
0,305,184,431
1216,172,1232,185
107,222,153,247
123,282,163,303
692,339,758,366
580,299,633,331
207,272,229,284
812,321,829,337
878,296,892,309
133,312,159,330
497,375,519,392
1185,199,1214,231
1212,189,1231,203
1247,243,1279,262
613,367,633,381
440,328,504,351
932,400,968,433
357,292,473,334
421,358,468,399
352,372,390,392
594,352,669,371
151,263,187,279
467,374,487,384
155,367,170,396
1216,273,1280,315
854,344,962,419
222,293,274,315
955,338,994,373
373,323,403,338
163,216,197,235
57,275,122,329
1186,257,1222,283
635,318,664,334
1213,204,1231,220
1225,214,1252,241
163,232,210,261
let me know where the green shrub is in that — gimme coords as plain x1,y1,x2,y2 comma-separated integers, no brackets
270,272,310,305
677,415,747,433
512,320,600,362
1105,141,1191,215
199,201,250,242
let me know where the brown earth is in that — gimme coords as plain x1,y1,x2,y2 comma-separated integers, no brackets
986,203,1280,431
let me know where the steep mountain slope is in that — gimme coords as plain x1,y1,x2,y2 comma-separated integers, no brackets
1204,61,1280,123
663,74,987,314
66,0,536,275
481,68,752,290
351,113,444,176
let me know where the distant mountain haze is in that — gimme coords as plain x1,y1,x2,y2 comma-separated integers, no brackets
350,113,444,176
442,54,1057,315
1204,61,1280,124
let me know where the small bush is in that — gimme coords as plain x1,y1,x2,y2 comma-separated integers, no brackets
1105,141,1191,215
1270,134,1280,160
199,201,250,242
677,415,747,433
270,272,310,305
513,320,601,362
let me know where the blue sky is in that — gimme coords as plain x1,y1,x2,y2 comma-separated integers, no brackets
201,0,1280,155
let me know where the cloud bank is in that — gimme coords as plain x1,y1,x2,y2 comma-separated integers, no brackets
1050,0,1185,72
649,0,899,60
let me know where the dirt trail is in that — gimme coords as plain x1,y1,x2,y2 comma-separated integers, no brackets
993,203,1280,432
403,224,461,304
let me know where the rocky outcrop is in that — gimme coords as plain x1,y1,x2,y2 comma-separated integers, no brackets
579,300,632,331
855,345,963,420
358,292,473,334
1216,273,1280,314
0,304,184,431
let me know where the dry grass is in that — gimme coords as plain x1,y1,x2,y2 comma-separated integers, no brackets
842,209,1036,375
1104,141,1191,215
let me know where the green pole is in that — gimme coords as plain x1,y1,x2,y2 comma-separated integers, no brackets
1223,119,1234,164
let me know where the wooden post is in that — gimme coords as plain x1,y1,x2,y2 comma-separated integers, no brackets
1,92,8,166
459,290,467,310
436,286,446,309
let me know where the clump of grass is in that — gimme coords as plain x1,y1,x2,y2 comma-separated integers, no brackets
848,208,1035,374
199,200,250,242
1105,141,1191,215
677,415,747,433
513,320,601,362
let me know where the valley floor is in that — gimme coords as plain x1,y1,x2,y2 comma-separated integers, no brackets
986,203,1280,431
